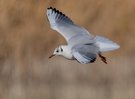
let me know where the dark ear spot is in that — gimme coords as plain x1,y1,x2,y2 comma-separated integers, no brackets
56,50,59,52
61,48,63,52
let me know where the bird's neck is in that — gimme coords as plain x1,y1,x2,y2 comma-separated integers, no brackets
61,45,73,59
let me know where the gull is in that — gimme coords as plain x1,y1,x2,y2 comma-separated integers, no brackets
47,7,120,64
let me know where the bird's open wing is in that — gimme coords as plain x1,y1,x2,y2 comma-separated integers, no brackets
47,7,94,44
72,44,98,64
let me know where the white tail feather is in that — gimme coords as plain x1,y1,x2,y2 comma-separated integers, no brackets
95,36,120,52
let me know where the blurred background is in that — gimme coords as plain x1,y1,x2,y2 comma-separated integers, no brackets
0,0,135,99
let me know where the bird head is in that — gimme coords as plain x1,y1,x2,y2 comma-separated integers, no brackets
49,45,64,58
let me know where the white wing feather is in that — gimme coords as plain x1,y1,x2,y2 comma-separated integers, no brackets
47,7,94,44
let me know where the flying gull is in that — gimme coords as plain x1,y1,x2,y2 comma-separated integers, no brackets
47,7,120,64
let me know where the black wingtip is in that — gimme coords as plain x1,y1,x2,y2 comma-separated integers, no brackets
47,7,58,13
47,7,73,24
47,7,53,10
90,58,96,63
47,7,65,16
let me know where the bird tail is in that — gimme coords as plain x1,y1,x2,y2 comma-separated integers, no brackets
95,36,120,52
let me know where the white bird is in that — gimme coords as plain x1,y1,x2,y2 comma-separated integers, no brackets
47,7,120,64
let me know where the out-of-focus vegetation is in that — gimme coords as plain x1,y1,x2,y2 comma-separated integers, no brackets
0,0,135,99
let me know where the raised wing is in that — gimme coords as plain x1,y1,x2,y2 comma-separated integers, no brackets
72,44,98,64
47,7,94,44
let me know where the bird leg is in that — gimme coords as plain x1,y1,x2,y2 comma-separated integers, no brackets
98,53,107,64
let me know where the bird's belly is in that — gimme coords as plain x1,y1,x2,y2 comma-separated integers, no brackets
63,53,73,60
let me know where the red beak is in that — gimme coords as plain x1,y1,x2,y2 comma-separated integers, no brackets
48,54,55,59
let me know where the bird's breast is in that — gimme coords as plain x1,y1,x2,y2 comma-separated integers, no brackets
62,46,73,59
62,51,73,59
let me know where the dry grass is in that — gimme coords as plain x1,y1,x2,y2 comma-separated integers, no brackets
0,0,135,99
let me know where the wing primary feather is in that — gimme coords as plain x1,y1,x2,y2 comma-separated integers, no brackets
47,7,74,25
47,7,94,43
